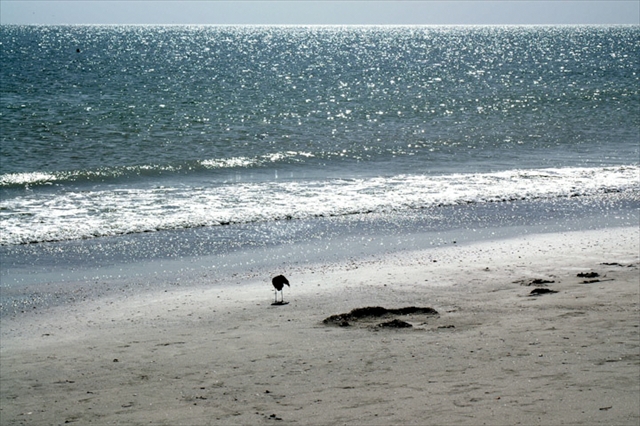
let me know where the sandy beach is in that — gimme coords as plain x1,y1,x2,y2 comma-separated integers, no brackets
1,227,638,425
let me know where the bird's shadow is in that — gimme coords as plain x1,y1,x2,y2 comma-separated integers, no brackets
271,301,290,306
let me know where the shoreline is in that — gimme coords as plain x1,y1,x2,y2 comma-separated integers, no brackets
2,191,638,318
1,227,639,425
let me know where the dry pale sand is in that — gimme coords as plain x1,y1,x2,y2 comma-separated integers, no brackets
1,227,639,426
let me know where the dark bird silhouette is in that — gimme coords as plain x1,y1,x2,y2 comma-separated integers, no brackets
271,275,290,304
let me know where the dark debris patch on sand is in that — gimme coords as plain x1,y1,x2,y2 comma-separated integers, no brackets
577,272,600,279
377,319,413,328
576,271,614,284
529,288,559,296
514,278,555,286
323,306,438,329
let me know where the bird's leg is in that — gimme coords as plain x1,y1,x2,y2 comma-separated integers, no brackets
281,288,284,303
274,290,278,304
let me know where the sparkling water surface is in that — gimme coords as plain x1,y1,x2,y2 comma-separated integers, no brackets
1,25,638,244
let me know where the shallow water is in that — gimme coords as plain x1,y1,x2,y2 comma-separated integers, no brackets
1,192,637,317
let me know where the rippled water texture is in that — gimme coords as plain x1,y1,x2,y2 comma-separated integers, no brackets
1,25,638,245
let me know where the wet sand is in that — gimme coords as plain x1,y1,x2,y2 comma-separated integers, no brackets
1,227,638,425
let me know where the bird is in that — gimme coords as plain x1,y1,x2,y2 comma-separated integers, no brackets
271,275,290,304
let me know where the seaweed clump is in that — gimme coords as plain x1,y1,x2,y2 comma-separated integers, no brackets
323,306,438,328
378,319,413,328
529,288,559,296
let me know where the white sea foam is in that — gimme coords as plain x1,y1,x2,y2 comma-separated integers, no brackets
0,172,59,187
0,166,637,245
201,157,258,169
200,151,315,169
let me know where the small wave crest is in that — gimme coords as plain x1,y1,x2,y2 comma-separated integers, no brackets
0,172,60,187
0,166,167,188
0,151,317,188
200,151,314,169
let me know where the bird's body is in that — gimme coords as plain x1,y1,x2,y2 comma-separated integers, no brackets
272,275,290,304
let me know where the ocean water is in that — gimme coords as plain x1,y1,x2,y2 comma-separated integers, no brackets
1,25,639,311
